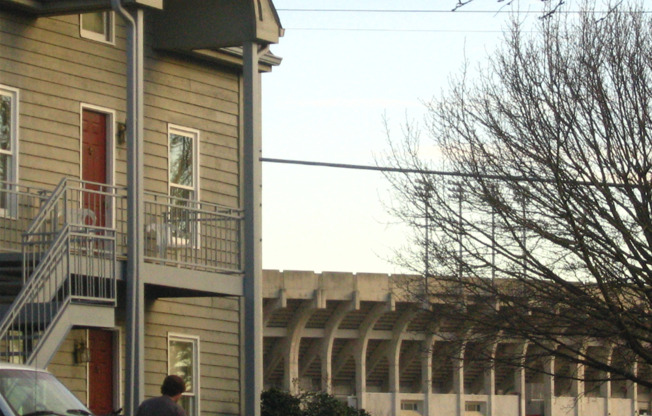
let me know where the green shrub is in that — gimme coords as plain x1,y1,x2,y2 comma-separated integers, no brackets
261,388,302,416
261,389,371,416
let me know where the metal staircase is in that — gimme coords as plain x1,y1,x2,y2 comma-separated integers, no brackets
0,178,118,366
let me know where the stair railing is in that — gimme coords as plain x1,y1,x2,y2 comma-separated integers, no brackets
0,178,117,364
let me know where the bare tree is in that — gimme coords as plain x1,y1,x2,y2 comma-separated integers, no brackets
383,3,652,388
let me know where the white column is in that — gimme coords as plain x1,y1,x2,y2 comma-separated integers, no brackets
571,361,585,416
514,343,527,416
600,346,613,416
514,366,526,416
544,356,555,416
484,343,498,416
422,335,434,416
389,348,400,416
627,361,638,416
453,344,465,416
485,365,496,415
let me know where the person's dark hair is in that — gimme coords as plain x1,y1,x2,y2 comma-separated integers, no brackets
161,375,186,397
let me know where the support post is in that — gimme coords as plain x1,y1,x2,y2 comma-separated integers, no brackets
422,335,434,416
243,41,263,416
544,357,555,416
111,1,145,415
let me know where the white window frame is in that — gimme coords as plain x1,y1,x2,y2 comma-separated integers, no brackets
167,125,200,248
168,125,200,201
80,11,115,44
167,333,200,416
0,85,19,218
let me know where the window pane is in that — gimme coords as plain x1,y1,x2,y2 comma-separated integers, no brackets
169,340,194,393
0,95,12,151
169,133,193,187
178,396,194,416
81,12,105,34
0,154,10,185
170,186,192,201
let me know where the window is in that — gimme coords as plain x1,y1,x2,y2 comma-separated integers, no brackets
168,334,200,416
465,402,483,413
80,12,114,43
168,125,199,201
168,126,200,246
401,401,419,411
0,86,18,217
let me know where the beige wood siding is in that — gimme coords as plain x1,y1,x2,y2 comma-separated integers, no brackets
139,297,242,416
48,298,242,416
49,329,89,405
2,8,246,415
0,10,241,209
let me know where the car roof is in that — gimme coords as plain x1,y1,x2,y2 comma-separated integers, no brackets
0,363,49,373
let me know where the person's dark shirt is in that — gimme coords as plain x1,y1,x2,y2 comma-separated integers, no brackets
135,395,186,416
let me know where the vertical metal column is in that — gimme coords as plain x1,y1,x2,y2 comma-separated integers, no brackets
111,1,145,414
243,41,263,416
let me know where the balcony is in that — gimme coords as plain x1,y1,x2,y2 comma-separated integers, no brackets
0,179,243,276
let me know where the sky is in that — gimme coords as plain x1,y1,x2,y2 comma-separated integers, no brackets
260,0,562,274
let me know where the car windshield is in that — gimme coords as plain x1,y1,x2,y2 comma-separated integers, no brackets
0,369,92,416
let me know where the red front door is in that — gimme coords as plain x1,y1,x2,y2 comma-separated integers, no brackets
82,110,108,227
88,329,114,416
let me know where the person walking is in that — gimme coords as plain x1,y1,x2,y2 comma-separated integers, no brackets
135,375,187,416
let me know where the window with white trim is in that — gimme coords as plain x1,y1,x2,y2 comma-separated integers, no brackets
168,125,200,246
80,12,114,43
168,125,199,201
168,334,200,416
0,86,18,217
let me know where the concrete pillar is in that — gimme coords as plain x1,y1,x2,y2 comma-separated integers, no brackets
570,361,585,416
627,361,638,416
514,343,528,416
514,365,526,416
485,365,496,416
355,352,367,410
389,351,400,416
453,344,465,416
354,299,394,411
544,356,555,416
321,298,359,393
283,298,321,394
422,335,435,416
484,342,498,416
600,347,613,416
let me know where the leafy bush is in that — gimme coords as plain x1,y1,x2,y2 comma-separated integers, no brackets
261,389,371,416
261,388,302,416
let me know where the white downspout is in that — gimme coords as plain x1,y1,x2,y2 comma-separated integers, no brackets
111,1,146,415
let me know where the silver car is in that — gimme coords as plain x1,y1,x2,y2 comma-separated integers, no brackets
0,364,93,416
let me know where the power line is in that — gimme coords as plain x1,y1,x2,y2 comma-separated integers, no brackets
284,27,505,33
277,8,649,14
260,157,630,188
260,157,523,181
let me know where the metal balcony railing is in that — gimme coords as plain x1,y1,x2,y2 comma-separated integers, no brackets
0,179,244,273
0,178,117,364
0,182,49,253
140,192,243,273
